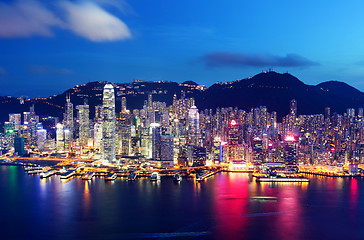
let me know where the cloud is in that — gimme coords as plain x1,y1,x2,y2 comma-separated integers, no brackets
201,52,318,68
0,66,7,76
27,65,74,75
0,0,63,38
59,1,131,42
0,0,131,41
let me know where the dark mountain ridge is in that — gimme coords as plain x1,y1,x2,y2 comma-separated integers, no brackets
1,72,363,124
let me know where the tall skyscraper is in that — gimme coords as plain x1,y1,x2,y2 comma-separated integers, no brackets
102,84,116,163
76,100,90,146
65,94,74,137
56,123,65,152
188,105,199,145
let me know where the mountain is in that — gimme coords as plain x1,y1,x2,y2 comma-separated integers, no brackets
1,71,364,125
195,71,364,119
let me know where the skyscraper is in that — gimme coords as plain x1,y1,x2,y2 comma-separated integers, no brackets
76,100,90,146
65,94,74,138
188,105,199,145
102,84,116,163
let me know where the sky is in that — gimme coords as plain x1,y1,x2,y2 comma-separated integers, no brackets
1,0,364,97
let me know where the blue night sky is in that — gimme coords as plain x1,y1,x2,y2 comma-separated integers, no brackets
1,0,364,97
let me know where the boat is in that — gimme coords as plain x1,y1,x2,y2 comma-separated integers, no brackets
150,172,160,181
173,173,182,182
127,172,137,181
82,172,95,180
60,170,75,179
105,173,117,181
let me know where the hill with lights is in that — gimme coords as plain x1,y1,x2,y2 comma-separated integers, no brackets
1,71,364,124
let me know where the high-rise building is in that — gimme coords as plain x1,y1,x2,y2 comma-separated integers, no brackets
188,105,199,145
284,135,297,165
9,113,21,131
14,137,26,156
65,94,74,137
94,105,103,123
76,100,90,146
93,123,102,151
56,123,65,152
37,129,47,151
102,84,116,163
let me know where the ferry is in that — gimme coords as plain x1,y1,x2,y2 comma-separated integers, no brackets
60,170,75,179
82,172,95,180
127,172,137,181
40,169,58,178
173,173,182,182
105,173,117,181
150,172,160,181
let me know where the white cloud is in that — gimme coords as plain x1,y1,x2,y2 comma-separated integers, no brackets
60,1,131,42
0,0,63,37
0,0,131,42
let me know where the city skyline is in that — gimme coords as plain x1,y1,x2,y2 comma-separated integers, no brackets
2,1,364,97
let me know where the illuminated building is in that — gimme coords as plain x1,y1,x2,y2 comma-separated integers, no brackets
188,105,199,145
76,100,90,146
64,94,74,138
94,105,103,123
37,128,47,151
252,138,263,164
284,135,297,165
56,123,64,152
9,113,21,131
227,119,239,162
102,84,116,163
93,123,102,151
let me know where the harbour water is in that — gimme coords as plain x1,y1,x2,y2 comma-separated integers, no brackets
0,165,363,240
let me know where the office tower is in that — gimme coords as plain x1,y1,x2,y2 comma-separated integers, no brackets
65,94,74,137
284,135,297,165
152,126,162,161
4,121,16,149
37,129,47,151
64,129,71,151
188,105,199,145
120,125,131,156
121,96,127,112
160,135,174,167
76,100,90,146
9,113,21,131
94,105,103,123
14,137,26,156
102,84,116,163
29,105,38,148
23,112,31,124
56,123,65,152
252,138,263,164
228,119,239,162
93,123,102,151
